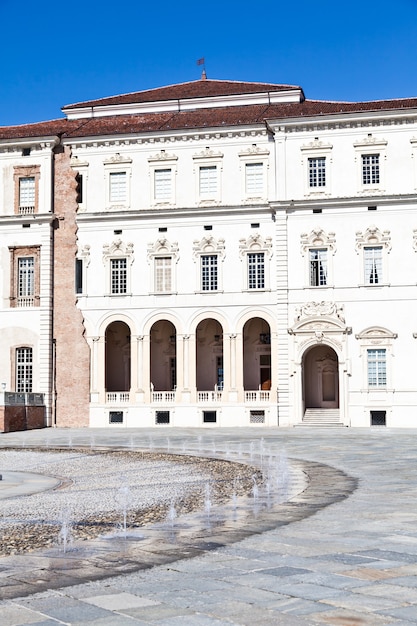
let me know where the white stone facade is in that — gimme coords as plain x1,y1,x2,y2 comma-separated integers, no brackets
1,79,417,428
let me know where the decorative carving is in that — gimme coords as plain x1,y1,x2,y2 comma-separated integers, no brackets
77,244,91,268
103,152,132,164
239,234,272,258
300,228,336,256
147,238,179,262
355,326,397,340
148,150,178,162
102,239,134,262
193,147,223,160
193,236,225,260
300,138,333,151
238,145,270,157
295,301,345,323
355,225,391,253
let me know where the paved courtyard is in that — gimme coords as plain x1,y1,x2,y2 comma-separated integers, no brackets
1,426,417,625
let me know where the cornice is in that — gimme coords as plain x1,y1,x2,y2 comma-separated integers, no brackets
270,110,417,134
65,127,269,150
272,193,417,211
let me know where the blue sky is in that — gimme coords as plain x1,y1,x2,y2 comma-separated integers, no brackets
1,0,416,126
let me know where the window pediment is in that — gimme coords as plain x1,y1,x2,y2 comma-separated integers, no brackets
103,239,134,262
355,326,397,341
193,236,225,259
300,228,336,255
147,238,179,261
355,225,391,252
239,234,272,258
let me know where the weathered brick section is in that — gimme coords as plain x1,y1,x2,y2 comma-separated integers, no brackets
53,146,90,427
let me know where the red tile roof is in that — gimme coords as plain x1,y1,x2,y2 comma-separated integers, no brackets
1,88,417,142
62,79,303,110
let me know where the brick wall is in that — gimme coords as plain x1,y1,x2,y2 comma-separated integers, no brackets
53,146,90,427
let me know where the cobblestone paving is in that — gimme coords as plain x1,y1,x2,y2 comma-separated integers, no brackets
1,427,417,625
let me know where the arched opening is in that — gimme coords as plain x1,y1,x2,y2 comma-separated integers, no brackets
243,318,271,390
105,321,131,392
150,320,176,391
196,319,223,390
303,345,339,409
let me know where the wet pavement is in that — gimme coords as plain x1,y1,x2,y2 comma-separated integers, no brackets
1,426,417,625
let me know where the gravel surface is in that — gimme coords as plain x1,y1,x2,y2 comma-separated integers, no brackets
0,448,261,555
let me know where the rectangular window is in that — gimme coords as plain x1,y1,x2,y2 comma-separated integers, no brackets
203,410,217,423
309,249,327,286
199,166,217,197
248,252,265,289
75,259,83,294
201,255,218,291
364,246,382,284
19,177,35,212
18,257,34,305
111,258,127,294
16,347,33,393
245,163,263,196
362,154,380,185
154,169,172,201
75,173,83,204
367,349,386,387
155,257,172,292
109,172,127,202
308,157,326,187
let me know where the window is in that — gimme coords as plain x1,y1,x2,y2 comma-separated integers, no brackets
9,246,40,307
201,255,218,291
13,165,40,214
19,177,35,211
109,172,127,203
309,249,327,286
75,259,83,294
155,257,172,292
356,226,390,286
245,163,263,196
308,157,326,188
239,234,272,291
154,169,172,201
16,347,33,392
18,257,34,303
75,173,83,204
193,236,225,293
111,258,127,294
248,252,265,289
367,349,386,387
362,154,380,185
199,166,217,198
364,246,382,284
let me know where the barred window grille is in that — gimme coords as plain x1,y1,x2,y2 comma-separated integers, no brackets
156,411,170,424
250,410,265,424
111,258,127,294
203,411,217,423
248,252,265,289
109,411,123,424
16,347,33,393
201,255,218,291
362,154,380,185
308,157,326,187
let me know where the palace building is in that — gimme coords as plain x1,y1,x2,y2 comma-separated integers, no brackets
1,77,417,430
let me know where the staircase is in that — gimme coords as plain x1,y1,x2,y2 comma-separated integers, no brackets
299,408,343,427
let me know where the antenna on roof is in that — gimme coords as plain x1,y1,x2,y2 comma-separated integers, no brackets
196,57,207,79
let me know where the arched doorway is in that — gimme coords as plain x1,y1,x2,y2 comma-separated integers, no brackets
150,320,177,391
105,321,131,392
243,317,271,391
303,345,339,409
196,319,223,390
